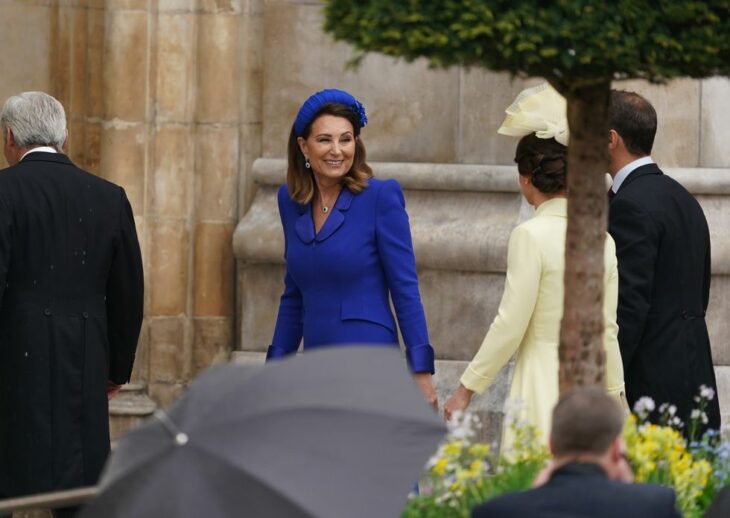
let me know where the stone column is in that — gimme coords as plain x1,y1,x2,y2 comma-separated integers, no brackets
239,0,264,213
235,0,264,347
97,0,157,430
98,0,151,383
50,0,105,178
190,0,242,376
144,0,198,407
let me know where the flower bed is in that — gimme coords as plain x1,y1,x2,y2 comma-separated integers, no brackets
405,388,729,518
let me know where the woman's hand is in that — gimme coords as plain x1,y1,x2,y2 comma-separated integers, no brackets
413,373,439,412
444,384,474,422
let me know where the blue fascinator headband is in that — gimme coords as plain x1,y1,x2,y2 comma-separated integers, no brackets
293,89,368,136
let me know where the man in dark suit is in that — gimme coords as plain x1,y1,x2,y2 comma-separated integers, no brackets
472,387,681,518
0,92,144,514
607,90,720,433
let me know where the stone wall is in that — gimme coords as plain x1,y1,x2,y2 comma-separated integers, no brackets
0,0,265,430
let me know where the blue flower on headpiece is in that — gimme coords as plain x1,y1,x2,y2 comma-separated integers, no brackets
294,89,368,136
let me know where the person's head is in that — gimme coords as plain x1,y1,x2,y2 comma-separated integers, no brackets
1,91,67,166
514,134,567,206
550,387,627,475
607,90,657,174
287,89,372,203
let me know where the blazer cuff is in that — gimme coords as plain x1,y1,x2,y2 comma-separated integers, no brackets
266,344,293,361
460,365,494,395
406,344,435,374
109,355,136,385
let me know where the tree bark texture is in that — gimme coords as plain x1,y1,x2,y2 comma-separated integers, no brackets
558,82,611,396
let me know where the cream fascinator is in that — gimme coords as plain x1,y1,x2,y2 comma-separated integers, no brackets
497,83,569,146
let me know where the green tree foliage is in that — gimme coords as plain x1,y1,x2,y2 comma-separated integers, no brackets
323,0,730,394
324,1,729,92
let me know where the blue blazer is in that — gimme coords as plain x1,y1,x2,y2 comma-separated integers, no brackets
267,178,435,373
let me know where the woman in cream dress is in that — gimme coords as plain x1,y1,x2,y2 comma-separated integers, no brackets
444,84,625,450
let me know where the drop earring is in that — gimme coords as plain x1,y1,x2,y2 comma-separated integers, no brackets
305,158,311,169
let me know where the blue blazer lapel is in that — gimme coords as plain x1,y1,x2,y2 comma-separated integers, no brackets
295,202,315,244
315,188,354,243
293,188,354,244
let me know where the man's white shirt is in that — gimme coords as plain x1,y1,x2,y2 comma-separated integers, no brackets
20,146,58,161
610,156,654,193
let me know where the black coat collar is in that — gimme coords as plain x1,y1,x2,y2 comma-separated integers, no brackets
617,162,662,193
551,461,608,480
19,151,74,167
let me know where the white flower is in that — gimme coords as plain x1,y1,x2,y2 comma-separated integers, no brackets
691,409,701,420
702,413,709,425
446,410,477,441
447,409,463,424
700,385,715,401
668,405,677,416
633,396,656,414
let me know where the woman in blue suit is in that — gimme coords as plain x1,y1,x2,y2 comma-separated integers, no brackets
267,89,437,408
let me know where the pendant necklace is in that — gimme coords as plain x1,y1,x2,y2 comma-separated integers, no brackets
319,189,338,214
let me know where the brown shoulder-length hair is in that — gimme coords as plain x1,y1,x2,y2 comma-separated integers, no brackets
287,102,373,204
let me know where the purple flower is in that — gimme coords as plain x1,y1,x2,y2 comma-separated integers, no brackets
351,100,368,129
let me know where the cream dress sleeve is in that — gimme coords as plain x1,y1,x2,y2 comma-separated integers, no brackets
461,225,541,394
603,235,628,409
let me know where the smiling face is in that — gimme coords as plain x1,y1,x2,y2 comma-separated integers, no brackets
297,114,356,185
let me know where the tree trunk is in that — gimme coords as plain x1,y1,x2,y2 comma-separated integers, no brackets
558,82,611,396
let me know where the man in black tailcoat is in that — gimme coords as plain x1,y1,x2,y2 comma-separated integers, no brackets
472,388,680,518
607,90,720,432
0,92,144,514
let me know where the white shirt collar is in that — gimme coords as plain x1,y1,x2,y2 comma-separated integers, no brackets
611,156,654,193
20,146,59,161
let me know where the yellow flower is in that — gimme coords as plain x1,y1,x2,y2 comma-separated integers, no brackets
623,414,712,515
432,458,448,476
443,441,463,457
468,443,490,458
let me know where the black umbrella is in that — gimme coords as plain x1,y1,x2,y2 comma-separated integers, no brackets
80,346,445,518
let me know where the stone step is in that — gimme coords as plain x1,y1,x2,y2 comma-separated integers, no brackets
108,382,157,442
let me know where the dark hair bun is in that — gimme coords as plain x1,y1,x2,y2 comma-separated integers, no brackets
515,134,567,194
531,155,566,193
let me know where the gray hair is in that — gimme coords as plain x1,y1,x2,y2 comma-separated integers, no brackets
0,91,67,149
